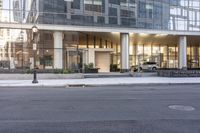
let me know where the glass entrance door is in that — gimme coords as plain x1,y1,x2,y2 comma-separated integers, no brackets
65,47,82,72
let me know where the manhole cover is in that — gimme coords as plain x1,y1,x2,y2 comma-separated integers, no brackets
168,105,195,111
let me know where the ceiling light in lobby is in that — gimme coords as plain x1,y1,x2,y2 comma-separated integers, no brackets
156,34,168,37
139,33,149,36
111,32,119,34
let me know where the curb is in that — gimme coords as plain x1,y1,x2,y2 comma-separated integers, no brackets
1,82,200,88
66,83,200,87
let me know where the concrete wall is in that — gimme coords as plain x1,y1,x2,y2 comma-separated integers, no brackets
85,48,113,72
95,52,111,72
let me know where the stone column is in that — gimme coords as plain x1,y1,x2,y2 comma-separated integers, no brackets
53,31,63,69
120,33,129,73
179,36,187,69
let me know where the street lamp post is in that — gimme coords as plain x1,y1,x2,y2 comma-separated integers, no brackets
32,25,39,84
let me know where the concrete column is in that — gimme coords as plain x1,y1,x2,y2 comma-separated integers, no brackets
53,31,63,69
120,33,129,72
179,36,187,69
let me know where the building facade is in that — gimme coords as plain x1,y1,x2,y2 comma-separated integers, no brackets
0,0,200,72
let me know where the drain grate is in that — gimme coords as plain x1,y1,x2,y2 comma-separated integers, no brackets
65,84,86,88
168,105,195,111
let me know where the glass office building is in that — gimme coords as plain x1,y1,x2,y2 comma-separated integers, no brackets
0,0,200,72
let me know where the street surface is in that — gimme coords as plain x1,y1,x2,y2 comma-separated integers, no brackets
0,84,200,133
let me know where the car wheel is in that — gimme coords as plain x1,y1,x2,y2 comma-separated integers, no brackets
152,67,157,71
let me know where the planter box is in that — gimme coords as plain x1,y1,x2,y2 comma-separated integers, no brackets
84,68,99,73
157,70,200,77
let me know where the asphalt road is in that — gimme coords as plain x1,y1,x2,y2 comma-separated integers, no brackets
0,84,200,133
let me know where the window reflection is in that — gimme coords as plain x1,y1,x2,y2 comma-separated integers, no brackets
0,0,199,31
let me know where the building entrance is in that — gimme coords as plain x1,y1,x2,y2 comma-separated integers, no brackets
65,47,82,72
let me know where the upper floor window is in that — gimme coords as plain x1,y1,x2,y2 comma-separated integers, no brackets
84,0,102,12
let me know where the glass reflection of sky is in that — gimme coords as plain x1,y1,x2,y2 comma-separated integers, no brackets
0,1,29,46
0,0,200,31
170,0,200,31
1,0,32,22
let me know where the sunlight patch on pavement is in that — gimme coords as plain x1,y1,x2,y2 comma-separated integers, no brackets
168,105,195,111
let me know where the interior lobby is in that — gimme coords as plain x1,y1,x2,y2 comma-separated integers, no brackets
0,28,200,72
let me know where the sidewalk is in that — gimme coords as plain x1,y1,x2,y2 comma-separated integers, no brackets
1,77,200,87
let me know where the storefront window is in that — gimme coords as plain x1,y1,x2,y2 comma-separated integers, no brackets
199,44,200,67
160,45,168,68
42,49,53,69
168,44,177,68
143,43,151,62
1,28,200,72
152,43,161,67
188,43,200,68
136,43,143,65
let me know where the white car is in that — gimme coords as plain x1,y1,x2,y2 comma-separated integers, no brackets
130,62,159,72
140,62,159,71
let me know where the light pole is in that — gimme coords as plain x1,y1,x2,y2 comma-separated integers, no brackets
32,25,39,84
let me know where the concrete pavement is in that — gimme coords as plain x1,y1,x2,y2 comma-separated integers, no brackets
1,77,200,87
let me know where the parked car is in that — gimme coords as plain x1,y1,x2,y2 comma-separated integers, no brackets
131,62,159,72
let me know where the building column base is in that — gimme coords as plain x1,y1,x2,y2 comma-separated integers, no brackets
120,69,129,73
180,67,187,70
